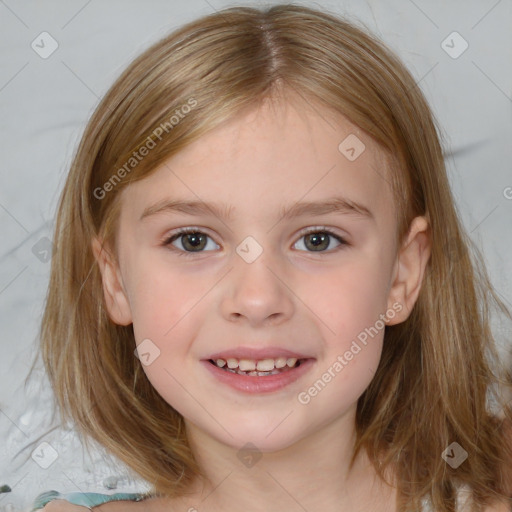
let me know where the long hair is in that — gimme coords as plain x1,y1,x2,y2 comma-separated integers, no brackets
36,5,512,510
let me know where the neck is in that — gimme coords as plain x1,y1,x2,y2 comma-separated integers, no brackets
177,407,395,512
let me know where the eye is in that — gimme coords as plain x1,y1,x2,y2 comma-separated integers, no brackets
162,228,219,257
162,226,348,257
293,227,348,253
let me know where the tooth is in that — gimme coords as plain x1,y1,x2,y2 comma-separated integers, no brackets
286,357,297,367
227,358,238,369
256,359,275,371
275,357,287,369
216,359,226,367
238,359,256,371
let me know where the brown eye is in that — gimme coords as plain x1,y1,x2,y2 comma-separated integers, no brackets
164,229,219,256
178,232,207,251
294,229,347,253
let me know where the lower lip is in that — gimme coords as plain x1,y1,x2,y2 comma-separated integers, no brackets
201,359,315,394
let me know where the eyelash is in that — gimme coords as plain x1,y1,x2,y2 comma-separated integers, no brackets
161,226,348,258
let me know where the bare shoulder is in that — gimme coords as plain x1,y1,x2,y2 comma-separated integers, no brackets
40,501,92,511
39,497,165,512
90,496,175,512
39,500,146,512
90,501,151,512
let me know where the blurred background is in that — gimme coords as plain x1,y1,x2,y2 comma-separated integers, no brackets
1,0,511,510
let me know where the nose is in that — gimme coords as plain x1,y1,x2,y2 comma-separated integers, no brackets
220,249,295,327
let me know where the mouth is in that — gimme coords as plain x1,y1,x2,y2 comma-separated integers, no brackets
208,356,305,376
202,351,315,394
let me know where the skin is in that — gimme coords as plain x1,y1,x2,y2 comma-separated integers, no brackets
91,91,434,512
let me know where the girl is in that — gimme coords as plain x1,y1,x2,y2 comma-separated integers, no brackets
32,4,512,512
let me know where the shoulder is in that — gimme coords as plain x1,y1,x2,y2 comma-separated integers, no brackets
38,499,149,512
31,491,151,512
38,503,90,511
91,497,170,512
91,501,150,511
92,495,510,512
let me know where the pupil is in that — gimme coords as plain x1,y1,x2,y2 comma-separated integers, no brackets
307,233,328,251
184,233,205,251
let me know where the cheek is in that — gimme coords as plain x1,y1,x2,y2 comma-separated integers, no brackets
297,254,390,399
127,258,212,413
126,252,217,377
127,253,207,342
295,260,388,413
305,255,390,345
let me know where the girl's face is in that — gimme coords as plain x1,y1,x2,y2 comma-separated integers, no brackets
95,93,428,453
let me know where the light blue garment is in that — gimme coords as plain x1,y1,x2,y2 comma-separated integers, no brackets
31,490,150,510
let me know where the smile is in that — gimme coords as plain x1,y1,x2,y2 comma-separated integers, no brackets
202,357,315,393
210,357,301,376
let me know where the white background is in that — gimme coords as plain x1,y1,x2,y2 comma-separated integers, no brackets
0,1,511,510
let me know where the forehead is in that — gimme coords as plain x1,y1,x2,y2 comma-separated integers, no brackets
120,93,395,229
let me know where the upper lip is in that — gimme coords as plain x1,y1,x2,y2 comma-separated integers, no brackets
206,346,313,361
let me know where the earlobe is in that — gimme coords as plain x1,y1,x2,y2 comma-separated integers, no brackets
91,236,133,326
386,216,431,325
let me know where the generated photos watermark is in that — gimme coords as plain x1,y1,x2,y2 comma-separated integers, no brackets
93,97,198,200
297,301,403,405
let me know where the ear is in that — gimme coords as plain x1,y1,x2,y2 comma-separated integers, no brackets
91,236,133,326
386,216,431,325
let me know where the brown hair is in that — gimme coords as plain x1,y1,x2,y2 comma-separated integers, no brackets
34,4,512,511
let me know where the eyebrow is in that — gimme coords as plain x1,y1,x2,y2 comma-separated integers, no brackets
139,196,374,222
